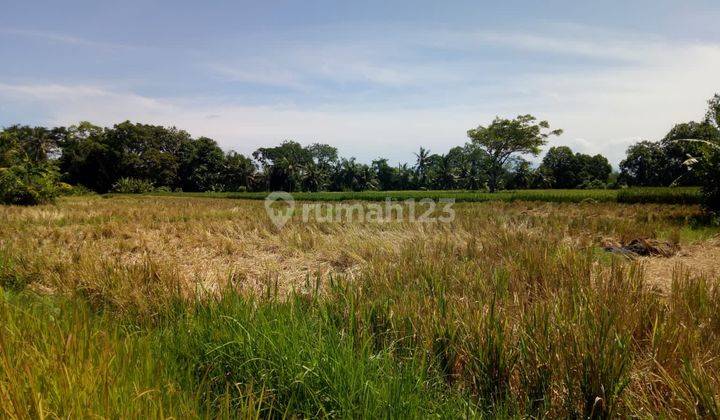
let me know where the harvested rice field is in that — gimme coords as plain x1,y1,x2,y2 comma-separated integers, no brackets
2,195,720,417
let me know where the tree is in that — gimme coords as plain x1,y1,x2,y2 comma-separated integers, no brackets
467,115,562,192
56,122,118,192
619,141,668,186
372,158,396,190
332,158,377,191
541,147,612,188
2,125,57,164
414,147,431,189
660,121,720,186
395,163,414,190
306,143,338,191
540,146,579,188
699,145,720,214
222,151,255,191
253,141,312,191
0,126,59,205
579,154,612,186
505,158,534,190
104,121,190,188
707,93,720,129
458,144,490,190
430,153,459,190
178,137,226,191
0,128,21,167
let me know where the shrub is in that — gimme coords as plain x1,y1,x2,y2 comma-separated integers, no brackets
111,177,155,194
579,179,607,190
57,182,95,196
0,163,59,205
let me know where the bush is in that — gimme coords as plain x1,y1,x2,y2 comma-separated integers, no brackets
111,178,155,194
0,164,59,205
57,182,95,196
578,179,607,190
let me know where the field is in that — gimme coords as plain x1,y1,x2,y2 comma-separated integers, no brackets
2,194,720,417
145,186,702,205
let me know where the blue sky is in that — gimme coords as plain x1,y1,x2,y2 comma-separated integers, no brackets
1,0,719,165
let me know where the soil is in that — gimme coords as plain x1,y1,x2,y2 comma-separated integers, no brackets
641,237,720,290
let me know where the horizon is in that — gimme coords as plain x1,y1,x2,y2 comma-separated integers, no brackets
2,0,720,166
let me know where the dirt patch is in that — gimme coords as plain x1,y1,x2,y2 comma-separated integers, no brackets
641,237,720,290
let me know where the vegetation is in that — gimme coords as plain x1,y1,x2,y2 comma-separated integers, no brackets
1,196,720,417
144,187,702,205
111,177,156,194
619,94,720,192
616,187,702,205
2,74,720,417
1,93,718,207
0,125,60,205
539,146,612,189
466,115,562,192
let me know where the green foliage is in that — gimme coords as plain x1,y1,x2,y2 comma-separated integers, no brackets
332,157,378,191
0,128,59,205
541,146,611,189
0,125,58,164
221,151,255,192
0,164,59,205
661,121,720,186
707,94,720,129
467,114,563,192
55,121,255,193
616,187,701,204
154,187,699,205
178,136,226,192
57,182,95,196
699,146,720,215
111,177,155,194
579,179,608,190
1,92,718,203
619,141,668,186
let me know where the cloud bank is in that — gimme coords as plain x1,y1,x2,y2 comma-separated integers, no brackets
1,25,718,166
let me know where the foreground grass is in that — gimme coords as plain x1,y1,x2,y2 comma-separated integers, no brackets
1,196,719,417
3,263,720,418
0,289,470,418
142,186,702,205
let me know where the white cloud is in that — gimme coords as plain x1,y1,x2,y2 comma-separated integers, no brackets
0,28,135,51
1,26,719,167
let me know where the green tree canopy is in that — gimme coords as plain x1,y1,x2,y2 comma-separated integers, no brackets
467,115,562,192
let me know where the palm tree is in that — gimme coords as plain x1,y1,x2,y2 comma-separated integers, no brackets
414,147,431,188
434,154,458,189
396,163,414,190
302,163,324,192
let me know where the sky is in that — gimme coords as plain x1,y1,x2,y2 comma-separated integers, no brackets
1,0,719,166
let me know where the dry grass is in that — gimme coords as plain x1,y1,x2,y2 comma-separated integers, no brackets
0,195,714,299
3,195,720,417
642,237,720,289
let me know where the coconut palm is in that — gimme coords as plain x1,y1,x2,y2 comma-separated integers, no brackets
414,147,431,188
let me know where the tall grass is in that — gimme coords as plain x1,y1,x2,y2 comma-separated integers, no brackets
0,196,719,417
0,290,198,418
617,187,702,205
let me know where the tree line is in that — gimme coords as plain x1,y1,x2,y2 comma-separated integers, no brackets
1,93,718,205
